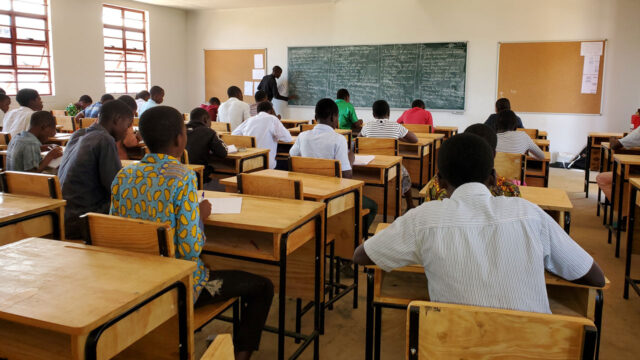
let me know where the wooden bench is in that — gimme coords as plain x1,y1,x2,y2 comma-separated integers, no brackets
201,334,234,359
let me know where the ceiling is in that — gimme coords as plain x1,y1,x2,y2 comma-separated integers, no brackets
131,0,335,10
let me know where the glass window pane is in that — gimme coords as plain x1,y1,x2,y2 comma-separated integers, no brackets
17,55,47,68
15,16,45,30
105,60,124,71
0,43,12,54
0,71,15,82
16,28,46,41
106,83,126,94
0,15,11,26
0,26,11,38
17,71,48,82
0,54,11,66
124,11,143,21
125,31,143,41
13,1,45,15
126,61,145,72
103,28,122,39
104,37,122,48
0,0,10,11
126,40,143,50
103,7,122,26
127,83,146,93
124,18,143,29
17,45,45,56
126,52,146,62
104,51,124,61
18,82,49,94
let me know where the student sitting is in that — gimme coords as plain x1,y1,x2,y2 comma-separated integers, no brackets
218,86,251,131
138,85,165,116
353,133,605,313
0,93,11,129
232,101,291,169
424,123,520,200
75,94,115,121
397,99,433,130
250,90,268,117
186,107,228,182
495,110,545,160
65,95,92,117
3,88,43,138
360,100,417,209
290,98,378,231
110,106,273,360
484,97,524,131
58,100,132,239
596,129,640,199
135,90,150,115
6,111,62,172
200,96,221,121
336,88,363,132
115,95,143,160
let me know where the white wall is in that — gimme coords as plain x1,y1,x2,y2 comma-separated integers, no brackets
17,0,188,112
185,0,640,157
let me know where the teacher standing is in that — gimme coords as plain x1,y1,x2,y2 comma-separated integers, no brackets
257,66,295,102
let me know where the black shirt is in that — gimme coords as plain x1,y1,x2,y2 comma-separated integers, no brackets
484,113,524,131
185,122,228,168
257,74,288,102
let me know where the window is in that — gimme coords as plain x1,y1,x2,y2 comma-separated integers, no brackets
0,0,53,96
103,4,148,94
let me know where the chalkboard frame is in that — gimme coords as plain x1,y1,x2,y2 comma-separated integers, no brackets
286,41,469,112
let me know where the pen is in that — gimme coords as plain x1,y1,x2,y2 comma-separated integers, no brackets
201,191,205,202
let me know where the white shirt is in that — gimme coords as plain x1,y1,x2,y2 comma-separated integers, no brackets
135,99,146,115
364,183,593,314
496,131,545,160
218,97,250,131
3,106,34,138
232,112,292,169
289,124,352,172
620,127,640,148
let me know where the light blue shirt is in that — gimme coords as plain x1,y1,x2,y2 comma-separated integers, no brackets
289,124,352,171
6,131,41,171
138,99,158,116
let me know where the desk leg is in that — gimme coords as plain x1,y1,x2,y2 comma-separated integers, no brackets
616,164,625,258
353,191,361,309
625,188,636,299
57,207,65,241
543,161,550,187
418,148,424,205
564,211,571,234
365,269,374,360
585,136,592,197
374,304,382,360
278,237,288,360
608,162,617,244
314,215,322,359
395,164,401,219
595,289,603,360
382,168,389,223
597,146,605,216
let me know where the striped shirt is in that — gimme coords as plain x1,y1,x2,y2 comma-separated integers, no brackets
496,131,545,160
364,182,593,314
360,118,408,139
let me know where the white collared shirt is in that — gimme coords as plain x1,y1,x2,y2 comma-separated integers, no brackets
218,97,251,131
135,98,146,115
363,182,593,314
3,106,34,138
496,131,545,160
232,111,292,168
289,124,352,172
620,127,640,148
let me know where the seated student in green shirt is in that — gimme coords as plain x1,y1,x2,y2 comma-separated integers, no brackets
65,95,92,117
335,88,363,132
6,111,63,172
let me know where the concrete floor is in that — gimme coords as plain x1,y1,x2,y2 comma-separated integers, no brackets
195,168,640,359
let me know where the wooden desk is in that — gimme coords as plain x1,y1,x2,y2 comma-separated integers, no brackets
585,132,625,197
0,238,195,360
398,138,433,190
364,223,608,360
525,151,551,187
47,133,72,146
0,193,66,244
352,155,402,222
208,148,269,179
281,119,309,129
623,178,640,299
415,132,445,177
609,154,640,257
538,131,548,139
200,191,324,360
520,186,573,233
534,139,550,152
121,160,205,190
597,143,640,220
433,126,458,138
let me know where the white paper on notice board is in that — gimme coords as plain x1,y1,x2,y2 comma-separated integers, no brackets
254,54,264,68
254,81,261,93
244,81,254,96
252,69,265,80
580,42,603,56
581,74,598,94
583,55,600,75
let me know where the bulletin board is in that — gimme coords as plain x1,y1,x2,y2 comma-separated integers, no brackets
204,49,267,104
497,40,606,114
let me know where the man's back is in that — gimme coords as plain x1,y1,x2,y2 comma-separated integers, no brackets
218,97,249,130
397,107,433,126
3,107,33,137
232,112,291,169
290,124,351,171
186,122,227,166
360,118,408,139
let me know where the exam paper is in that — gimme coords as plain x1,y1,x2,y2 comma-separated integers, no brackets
207,197,243,214
583,55,600,75
581,74,598,94
47,156,63,168
244,81,254,96
354,155,375,165
252,69,265,80
227,144,238,154
254,54,264,68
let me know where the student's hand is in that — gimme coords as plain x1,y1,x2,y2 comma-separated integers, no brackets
42,147,63,166
199,199,212,219
49,146,63,159
610,137,623,150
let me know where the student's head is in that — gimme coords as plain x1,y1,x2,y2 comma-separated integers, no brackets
98,99,133,142
254,90,267,103
28,111,57,143
190,107,210,127
257,101,275,116
411,99,425,109
16,88,42,111
78,95,92,109
272,66,283,79
372,100,390,119
464,123,497,156
0,94,10,113
0,87,5,95
495,110,519,133
117,95,137,113
135,90,150,101
437,133,495,193
139,106,186,159
149,86,165,104
315,98,340,128
495,98,511,113
100,93,115,104
336,88,350,102
209,97,220,106
227,86,243,101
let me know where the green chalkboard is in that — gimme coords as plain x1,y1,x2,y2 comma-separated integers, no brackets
288,42,467,110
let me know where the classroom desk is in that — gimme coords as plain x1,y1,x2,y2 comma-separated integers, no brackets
352,155,402,222
534,139,550,152
47,132,72,146
364,223,609,360
433,126,458,138
585,132,625,197
0,238,196,360
609,154,640,257
415,132,445,178
281,119,310,129
200,191,325,360
121,160,205,190
538,131,548,139
208,148,270,179
623,178,640,299
0,193,66,244
398,138,433,190
596,143,640,220
288,127,301,136
525,151,551,187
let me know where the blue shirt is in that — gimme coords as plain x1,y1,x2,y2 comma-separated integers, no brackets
138,99,158,116
81,101,103,118
6,131,41,171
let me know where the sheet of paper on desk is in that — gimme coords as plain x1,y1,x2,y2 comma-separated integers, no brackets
208,197,243,214
354,155,375,165
47,156,63,168
227,144,238,153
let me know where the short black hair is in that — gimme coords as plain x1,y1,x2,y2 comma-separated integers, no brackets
209,97,220,105
139,106,184,153
98,99,133,126
150,86,164,96
30,110,55,128
464,123,497,151
496,110,518,132
135,90,150,100
0,88,5,95
273,66,282,72
257,101,273,113
100,94,115,103
438,133,494,188
117,95,137,112
0,94,9,102
16,88,39,107
372,100,390,119
315,98,339,122
189,107,209,124
254,90,267,102
227,86,241,98
411,99,425,109
79,95,92,104
496,98,511,112
336,89,350,100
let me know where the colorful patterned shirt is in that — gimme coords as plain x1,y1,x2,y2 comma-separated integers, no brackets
109,153,209,302
65,103,79,117
424,175,521,201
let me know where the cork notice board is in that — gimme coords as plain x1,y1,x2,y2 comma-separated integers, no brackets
204,49,267,104
497,41,605,114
